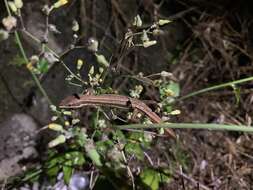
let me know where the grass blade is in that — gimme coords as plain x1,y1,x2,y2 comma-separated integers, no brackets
116,123,253,133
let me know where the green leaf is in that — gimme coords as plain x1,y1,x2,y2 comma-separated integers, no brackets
113,130,126,143
140,169,160,190
22,168,42,183
11,54,26,66
96,140,114,156
125,143,144,160
128,132,143,141
160,81,180,98
140,169,171,190
46,164,60,180
127,131,153,148
76,129,87,147
163,105,173,113
73,153,85,166
160,170,171,184
65,151,86,166
37,58,49,73
87,148,103,167
85,140,103,167
63,161,73,184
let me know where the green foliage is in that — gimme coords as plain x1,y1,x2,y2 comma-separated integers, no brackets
231,84,241,105
125,142,144,160
10,54,26,66
140,168,171,190
160,81,180,98
37,58,49,73
45,150,85,184
159,81,180,114
63,160,73,184
85,141,103,167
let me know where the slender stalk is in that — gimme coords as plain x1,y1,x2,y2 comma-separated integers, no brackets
61,61,85,83
4,0,11,15
4,0,53,105
15,30,53,105
179,76,253,100
116,123,253,133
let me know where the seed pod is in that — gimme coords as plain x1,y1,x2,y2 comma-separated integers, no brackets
133,15,142,27
141,30,149,42
8,2,18,13
48,123,64,132
77,59,84,70
143,40,157,48
170,110,181,115
95,53,109,67
72,20,79,32
0,30,9,42
87,37,98,53
48,135,66,148
158,19,172,26
14,0,23,9
53,0,68,9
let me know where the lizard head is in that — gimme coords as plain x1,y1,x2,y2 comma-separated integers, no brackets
59,95,81,108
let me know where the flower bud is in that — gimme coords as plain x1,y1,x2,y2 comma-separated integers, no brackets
8,1,17,13
0,30,9,42
158,19,172,26
143,40,157,48
14,0,23,9
48,135,66,148
2,16,17,31
53,0,68,9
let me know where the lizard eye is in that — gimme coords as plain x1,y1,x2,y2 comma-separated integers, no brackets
73,93,80,99
126,100,132,107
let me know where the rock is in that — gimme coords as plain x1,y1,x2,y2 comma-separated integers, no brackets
28,96,51,125
52,172,89,190
0,114,38,181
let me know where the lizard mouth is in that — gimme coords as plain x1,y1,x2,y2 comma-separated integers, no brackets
59,96,77,108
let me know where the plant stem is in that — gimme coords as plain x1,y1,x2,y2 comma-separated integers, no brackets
116,123,253,133
179,76,253,100
15,30,53,105
4,0,53,105
4,0,11,15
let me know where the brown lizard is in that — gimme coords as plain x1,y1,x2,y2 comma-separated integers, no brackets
59,94,176,138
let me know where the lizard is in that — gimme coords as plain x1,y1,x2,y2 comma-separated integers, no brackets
59,94,176,138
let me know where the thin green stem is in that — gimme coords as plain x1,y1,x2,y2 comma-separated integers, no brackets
14,32,28,61
4,0,11,15
22,29,85,84
4,0,53,105
14,31,53,105
61,61,86,83
179,76,253,100
116,123,253,133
